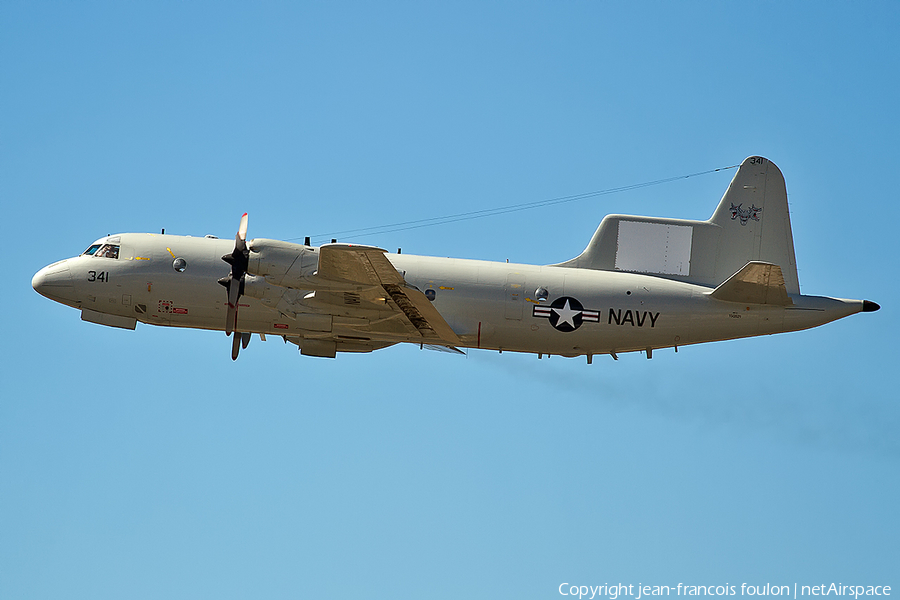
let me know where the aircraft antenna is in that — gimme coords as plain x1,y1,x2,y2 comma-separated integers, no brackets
296,164,738,244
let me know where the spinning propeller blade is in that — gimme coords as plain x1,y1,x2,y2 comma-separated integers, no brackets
218,213,251,358
231,331,242,361
238,212,248,242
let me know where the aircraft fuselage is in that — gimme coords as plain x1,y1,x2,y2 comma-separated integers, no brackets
32,232,866,359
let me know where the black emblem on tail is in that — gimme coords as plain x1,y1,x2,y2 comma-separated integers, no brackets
730,203,762,225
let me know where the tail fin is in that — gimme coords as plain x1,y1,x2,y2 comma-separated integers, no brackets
555,156,800,293
707,156,799,293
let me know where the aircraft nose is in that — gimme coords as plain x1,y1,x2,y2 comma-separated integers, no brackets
32,260,75,302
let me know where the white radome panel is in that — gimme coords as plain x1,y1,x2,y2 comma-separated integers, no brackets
615,221,692,276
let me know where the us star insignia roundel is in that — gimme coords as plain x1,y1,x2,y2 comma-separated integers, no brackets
532,296,600,332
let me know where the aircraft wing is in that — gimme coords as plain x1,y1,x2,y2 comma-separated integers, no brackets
317,243,406,286
312,244,461,345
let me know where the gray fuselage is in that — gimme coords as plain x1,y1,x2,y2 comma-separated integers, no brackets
32,232,866,358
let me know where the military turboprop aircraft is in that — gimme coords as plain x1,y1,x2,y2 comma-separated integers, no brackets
33,156,879,362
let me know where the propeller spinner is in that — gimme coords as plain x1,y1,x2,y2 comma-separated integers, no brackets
218,213,250,360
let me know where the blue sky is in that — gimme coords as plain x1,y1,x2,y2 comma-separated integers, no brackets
2,2,897,598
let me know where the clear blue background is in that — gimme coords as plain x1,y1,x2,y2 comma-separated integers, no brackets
2,3,897,598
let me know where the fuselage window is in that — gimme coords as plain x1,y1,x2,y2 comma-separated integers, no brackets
535,287,550,302
82,244,102,256
95,244,120,259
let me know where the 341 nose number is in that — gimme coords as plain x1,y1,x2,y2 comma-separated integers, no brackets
87,271,108,282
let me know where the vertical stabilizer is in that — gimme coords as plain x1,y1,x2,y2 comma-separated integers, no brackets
708,156,799,294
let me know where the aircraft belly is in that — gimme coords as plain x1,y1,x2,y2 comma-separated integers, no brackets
432,268,810,355
414,265,698,355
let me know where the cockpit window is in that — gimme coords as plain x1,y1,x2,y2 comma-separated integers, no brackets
95,244,120,259
83,244,102,256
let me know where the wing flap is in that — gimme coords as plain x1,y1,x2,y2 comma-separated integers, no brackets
381,283,460,343
710,261,793,306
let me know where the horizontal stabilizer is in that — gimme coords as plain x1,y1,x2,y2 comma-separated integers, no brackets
710,262,793,306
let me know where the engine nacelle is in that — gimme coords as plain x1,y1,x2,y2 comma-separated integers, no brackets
247,238,318,288
242,274,282,303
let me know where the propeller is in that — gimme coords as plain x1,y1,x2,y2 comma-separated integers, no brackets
230,331,252,361
218,213,250,360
